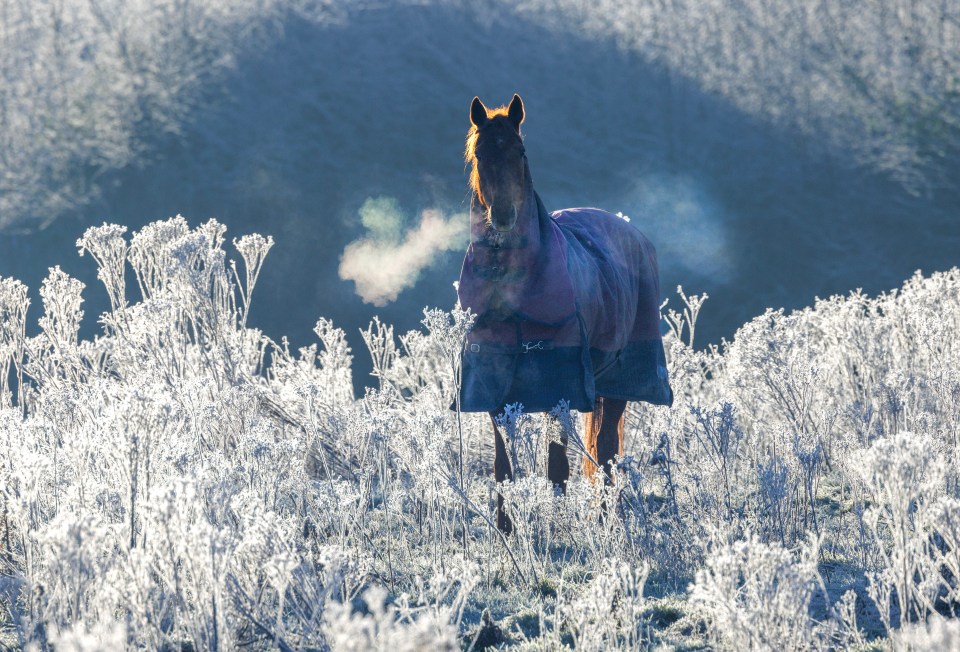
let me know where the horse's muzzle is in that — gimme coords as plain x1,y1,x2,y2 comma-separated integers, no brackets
490,204,519,232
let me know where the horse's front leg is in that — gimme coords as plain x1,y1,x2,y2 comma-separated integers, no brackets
490,412,514,533
582,397,627,483
547,422,570,494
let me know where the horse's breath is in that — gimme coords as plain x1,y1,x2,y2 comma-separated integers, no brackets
458,94,673,532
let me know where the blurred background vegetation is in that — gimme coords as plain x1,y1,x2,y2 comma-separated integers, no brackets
1,0,957,392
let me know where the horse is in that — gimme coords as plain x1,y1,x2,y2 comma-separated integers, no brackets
457,94,673,532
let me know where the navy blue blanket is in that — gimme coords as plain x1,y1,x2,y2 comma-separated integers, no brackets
457,191,673,413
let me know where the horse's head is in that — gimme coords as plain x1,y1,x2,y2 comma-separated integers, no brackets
466,94,526,232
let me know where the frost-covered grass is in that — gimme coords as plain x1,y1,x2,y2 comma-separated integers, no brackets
2,218,960,650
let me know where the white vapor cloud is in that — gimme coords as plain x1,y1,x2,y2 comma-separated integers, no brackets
620,174,732,283
339,197,469,306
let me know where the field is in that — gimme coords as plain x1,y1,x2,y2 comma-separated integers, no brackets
2,218,960,650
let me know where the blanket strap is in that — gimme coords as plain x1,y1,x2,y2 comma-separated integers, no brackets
465,340,556,354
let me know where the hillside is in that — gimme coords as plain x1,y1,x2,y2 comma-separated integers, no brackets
1,0,957,393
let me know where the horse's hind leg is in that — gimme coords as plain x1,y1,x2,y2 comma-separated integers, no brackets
547,424,570,493
582,397,627,483
490,413,514,533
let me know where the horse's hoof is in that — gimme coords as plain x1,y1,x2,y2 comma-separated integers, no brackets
496,511,513,535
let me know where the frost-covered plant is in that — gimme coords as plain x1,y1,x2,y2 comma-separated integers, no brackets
34,267,86,376
663,286,709,349
896,615,960,652
494,404,543,481
232,233,274,329
361,305,474,409
688,401,744,520
42,619,127,652
690,535,834,651
77,223,129,313
324,587,457,652
753,451,799,545
3,217,960,649
923,497,960,610
557,558,650,650
854,431,948,632
323,563,477,652
0,277,29,408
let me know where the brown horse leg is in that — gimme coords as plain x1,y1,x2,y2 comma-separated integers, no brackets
596,398,627,481
582,397,627,483
490,413,514,534
547,431,570,493
582,398,604,480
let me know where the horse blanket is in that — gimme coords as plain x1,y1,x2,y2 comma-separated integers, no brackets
457,192,674,413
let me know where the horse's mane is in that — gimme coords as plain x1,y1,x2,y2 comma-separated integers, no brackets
464,106,521,200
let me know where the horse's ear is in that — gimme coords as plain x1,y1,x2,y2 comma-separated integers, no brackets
507,94,524,131
470,97,488,128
